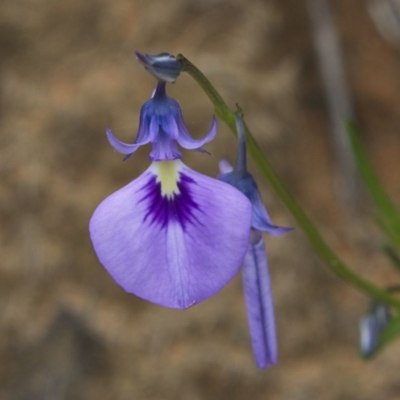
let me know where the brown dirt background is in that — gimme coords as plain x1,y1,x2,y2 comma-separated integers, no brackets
1,0,400,399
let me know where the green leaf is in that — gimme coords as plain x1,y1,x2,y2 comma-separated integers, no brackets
346,121,400,248
373,314,400,356
383,245,400,273
376,215,400,250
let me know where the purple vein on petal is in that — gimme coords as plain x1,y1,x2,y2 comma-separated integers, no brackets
139,173,203,230
139,162,203,230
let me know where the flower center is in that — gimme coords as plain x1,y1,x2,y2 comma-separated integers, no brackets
153,160,181,199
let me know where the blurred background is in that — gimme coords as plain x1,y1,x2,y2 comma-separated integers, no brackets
1,0,400,399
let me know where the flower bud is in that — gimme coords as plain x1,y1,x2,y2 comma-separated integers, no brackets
135,51,182,83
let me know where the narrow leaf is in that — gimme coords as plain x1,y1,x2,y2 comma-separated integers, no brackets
346,121,400,241
383,245,400,272
372,314,400,356
376,214,400,250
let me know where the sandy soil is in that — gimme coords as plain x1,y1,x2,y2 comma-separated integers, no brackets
1,0,400,399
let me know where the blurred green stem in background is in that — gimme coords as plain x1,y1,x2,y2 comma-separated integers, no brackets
177,54,400,310
347,121,400,250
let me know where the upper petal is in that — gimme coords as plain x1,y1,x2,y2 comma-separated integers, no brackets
250,189,292,236
106,127,144,155
89,160,252,309
149,130,182,161
175,111,217,150
106,106,154,156
219,167,291,236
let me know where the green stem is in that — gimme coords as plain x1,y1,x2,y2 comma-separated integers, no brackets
177,53,400,309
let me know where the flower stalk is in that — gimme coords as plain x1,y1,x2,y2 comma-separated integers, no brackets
177,53,400,310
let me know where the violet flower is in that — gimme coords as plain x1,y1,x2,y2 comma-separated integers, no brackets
90,81,252,310
106,81,216,161
359,298,390,357
218,113,291,369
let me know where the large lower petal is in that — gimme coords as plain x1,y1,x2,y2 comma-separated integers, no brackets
89,160,252,309
242,230,277,369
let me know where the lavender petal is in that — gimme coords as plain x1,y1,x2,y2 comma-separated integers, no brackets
251,190,292,236
89,160,252,309
106,126,150,155
242,231,277,369
176,113,217,150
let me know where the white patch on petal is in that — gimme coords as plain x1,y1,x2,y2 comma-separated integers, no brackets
151,160,182,199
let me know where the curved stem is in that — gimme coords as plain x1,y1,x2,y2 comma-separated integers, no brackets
177,53,400,310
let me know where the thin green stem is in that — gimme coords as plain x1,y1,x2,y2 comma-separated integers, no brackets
177,53,400,309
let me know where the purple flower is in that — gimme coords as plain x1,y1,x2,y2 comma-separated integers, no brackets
359,299,390,357
218,113,291,369
106,81,216,161
90,87,253,310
